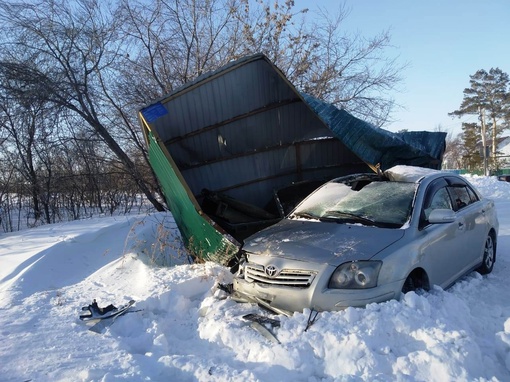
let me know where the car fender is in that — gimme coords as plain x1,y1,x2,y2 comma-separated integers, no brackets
370,231,423,288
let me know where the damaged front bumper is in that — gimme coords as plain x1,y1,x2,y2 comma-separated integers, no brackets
231,261,401,314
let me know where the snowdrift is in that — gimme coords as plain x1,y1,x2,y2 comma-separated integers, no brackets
1,176,510,381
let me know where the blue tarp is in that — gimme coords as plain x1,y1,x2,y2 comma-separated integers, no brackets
302,94,446,170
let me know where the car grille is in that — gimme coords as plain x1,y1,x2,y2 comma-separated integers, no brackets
244,264,316,287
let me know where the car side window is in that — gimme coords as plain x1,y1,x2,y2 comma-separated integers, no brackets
447,186,474,211
423,187,452,220
466,186,480,204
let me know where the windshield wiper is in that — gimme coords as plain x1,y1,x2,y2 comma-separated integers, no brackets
321,210,377,226
290,212,320,220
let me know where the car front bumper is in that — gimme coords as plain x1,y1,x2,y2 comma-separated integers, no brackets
232,261,402,314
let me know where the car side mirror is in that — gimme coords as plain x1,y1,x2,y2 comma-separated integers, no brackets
428,209,456,224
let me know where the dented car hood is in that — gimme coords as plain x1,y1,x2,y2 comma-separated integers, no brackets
242,219,405,265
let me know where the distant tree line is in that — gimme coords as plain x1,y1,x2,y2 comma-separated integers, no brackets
0,0,406,232
446,68,510,175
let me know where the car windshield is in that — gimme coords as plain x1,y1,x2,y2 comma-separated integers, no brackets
291,180,417,228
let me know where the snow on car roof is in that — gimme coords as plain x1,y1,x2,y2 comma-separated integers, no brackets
384,165,440,182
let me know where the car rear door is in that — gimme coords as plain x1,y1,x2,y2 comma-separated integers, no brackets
445,178,488,270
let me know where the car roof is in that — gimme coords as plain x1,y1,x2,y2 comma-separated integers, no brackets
334,167,477,195
332,166,475,193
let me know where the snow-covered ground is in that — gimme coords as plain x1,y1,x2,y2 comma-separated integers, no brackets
1,175,510,382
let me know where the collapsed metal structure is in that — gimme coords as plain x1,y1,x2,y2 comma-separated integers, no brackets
138,54,446,264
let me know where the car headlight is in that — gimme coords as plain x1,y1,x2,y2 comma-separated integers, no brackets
328,261,382,289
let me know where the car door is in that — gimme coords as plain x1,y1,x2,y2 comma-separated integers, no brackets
445,178,487,271
418,180,467,288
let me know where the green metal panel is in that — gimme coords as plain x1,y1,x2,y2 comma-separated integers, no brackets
146,129,240,265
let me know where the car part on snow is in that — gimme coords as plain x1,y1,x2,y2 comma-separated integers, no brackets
304,310,320,332
80,299,120,320
80,299,136,333
242,313,281,328
242,313,280,344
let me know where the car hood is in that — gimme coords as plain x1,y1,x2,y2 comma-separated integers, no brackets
243,219,406,265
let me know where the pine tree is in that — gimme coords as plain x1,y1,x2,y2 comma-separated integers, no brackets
461,122,482,171
449,68,510,174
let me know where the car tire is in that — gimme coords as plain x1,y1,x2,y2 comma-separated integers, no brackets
401,276,416,294
401,269,429,294
476,233,495,275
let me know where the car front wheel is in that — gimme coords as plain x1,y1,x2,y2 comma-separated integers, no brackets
477,234,495,275
401,268,429,294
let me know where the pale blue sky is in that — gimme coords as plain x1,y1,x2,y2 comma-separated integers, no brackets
296,0,510,136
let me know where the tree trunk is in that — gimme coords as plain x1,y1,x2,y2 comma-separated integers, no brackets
88,118,166,212
492,115,498,171
479,107,488,176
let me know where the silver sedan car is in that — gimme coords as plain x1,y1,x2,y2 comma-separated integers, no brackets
232,166,498,314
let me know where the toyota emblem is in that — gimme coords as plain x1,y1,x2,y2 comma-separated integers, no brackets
265,265,279,277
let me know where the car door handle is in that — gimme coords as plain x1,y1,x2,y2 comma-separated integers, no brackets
458,222,464,229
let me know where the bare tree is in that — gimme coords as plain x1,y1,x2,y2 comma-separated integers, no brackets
0,0,405,223
118,0,404,126
0,0,165,211
442,133,467,170
115,0,246,105
237,1,404,126
0,88,53,222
